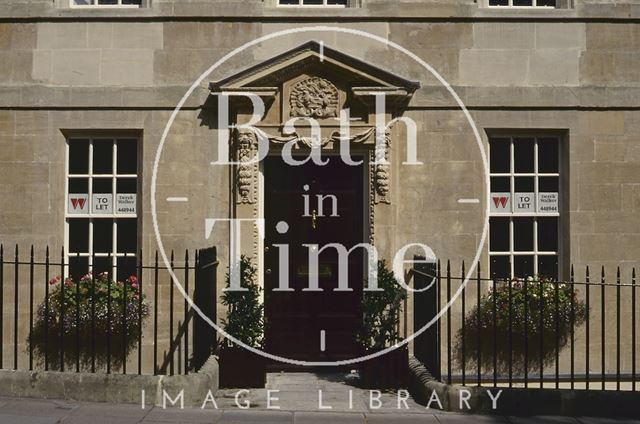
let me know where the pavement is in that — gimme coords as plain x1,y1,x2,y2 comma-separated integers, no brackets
0,372,637,423
0,397,637,423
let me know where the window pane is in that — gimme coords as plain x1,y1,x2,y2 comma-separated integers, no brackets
69,256,89,283
93,178,112,194
513,0,533,5
490,138,510,173
117,178,137,194
303,0,324,4
97,0,118,4
73,0,91,5
93,256,112,277
93,219,113,253
489,0,509,4
69,219,89,253
513,218,534,251
117,140,138,174
537,0,556,6
538,138,559,173
327,0,347,4
539,176,559,192
490,256,510,280
538,256,558,280
537,217,558,251
117,219,137,253
491,177,510,192
68,178,89,194
117,256,138,282
514,255,534,279
490,217,510,252
515,176,534,192
93,140,113,174
279,0,300,3
514,138,534,173
122,0,142,4
69,140,89,174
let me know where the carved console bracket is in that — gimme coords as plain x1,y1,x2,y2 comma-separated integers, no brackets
235,129,258,204
372,129,392,204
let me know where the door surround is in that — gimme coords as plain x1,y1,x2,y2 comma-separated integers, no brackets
209,41,420,357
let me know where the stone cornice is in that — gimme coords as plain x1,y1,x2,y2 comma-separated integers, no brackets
1,85,640,110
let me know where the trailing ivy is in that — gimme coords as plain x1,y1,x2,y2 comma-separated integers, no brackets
453,276,587,374
29,273,150,371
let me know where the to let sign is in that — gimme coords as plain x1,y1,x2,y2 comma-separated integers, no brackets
68,194,89,214
514,192,535,213
116,193,136,214
490,192,511,213
538,192,559,213
92,194,113,214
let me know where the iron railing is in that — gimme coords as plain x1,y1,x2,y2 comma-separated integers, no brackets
411,260,638,392
0,244,218,376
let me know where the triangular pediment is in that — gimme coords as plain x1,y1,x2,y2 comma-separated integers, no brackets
209,41,420,96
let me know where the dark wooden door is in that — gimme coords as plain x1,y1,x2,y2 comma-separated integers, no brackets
264,156,364,362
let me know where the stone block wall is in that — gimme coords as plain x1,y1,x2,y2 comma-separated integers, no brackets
0,0,638,376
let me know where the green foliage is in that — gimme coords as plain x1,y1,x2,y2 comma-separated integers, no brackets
356,260,407,351
454,276,587,374
221,256,264,349
29,273,150,371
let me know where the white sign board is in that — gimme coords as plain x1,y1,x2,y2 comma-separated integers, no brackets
490,192,511,213
116,193,136,215
68,194,89,214
538,192,559,213
92,194,113,214
514,192,535,213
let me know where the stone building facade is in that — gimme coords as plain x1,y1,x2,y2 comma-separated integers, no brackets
0,0,639,376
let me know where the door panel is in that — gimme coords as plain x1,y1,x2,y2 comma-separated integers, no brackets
264,155,365,362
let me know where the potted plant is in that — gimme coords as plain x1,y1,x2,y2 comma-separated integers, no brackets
453,276,588,375
356,260,408,389
219,256,266,388
29,273,150,371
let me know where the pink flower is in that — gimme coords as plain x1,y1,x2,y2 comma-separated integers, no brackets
127,275,138,285
49,276,61,285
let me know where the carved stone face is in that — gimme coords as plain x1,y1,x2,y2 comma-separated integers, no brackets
289,77,339,119
237,131,255,148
